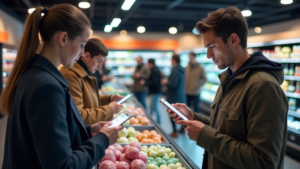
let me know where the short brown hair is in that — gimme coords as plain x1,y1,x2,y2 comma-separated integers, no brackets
196,6,248,48
189,52,196,57
148,58,155,65
85,38,108,58
172,55,180,64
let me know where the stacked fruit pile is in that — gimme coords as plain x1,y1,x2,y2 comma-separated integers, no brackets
117,127,163,144
98,142,147,169
129,115,151,125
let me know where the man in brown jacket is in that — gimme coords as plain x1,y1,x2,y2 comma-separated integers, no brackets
185,52,207,113
61,38,123,125
168,6,288,169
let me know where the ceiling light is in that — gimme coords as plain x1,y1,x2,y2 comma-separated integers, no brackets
192,28,199,35
111,18,121,27
79,2,90,9
104,25,112,33
281,0,293,5
28,8,35,14
169,27,177,34
120,30,127,36
137,26,145,33
121,0,136,10
254,27,262,33
241,9,252,17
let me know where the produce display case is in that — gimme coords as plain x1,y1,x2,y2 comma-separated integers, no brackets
178,38,300,160
100,82,199,169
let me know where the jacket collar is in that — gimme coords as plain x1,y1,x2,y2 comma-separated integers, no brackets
69,62,88,78
31,54,69,87
219,69,250,85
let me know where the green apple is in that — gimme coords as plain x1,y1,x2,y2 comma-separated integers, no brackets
141,151,148,157
147,164,157,169
151,161,158,166
117,137,128,143
128,130,137,138
142,146,149,149
128,137,138,143
148,148,154,153
155,157,162,162
172,158,179,163
167,159,175,165
175,163,182,168
162,156,170,161
167,164,176,169
159,165,167,169
149,145,157,151
165,148,172,154
157,149,165,157
119,128,128,137
149,151,157,158
156,145,161,149
142,148,148,153
157,160,167,167
168,152,176,158
147,157,154,161
127,127,135,132
123,120,130,125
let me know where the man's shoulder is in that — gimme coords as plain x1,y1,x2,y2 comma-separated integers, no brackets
246,70,281,87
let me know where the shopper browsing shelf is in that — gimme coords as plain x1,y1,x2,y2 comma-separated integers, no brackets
132,56,150,109
143,59,162,124
185,52,207,113
167,6,288,169
0,4,123,169
93,58,114,89
161,55,187,137
60,38,123,125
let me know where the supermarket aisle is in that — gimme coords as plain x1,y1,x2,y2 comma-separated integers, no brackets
146,96,300,169
0,115,7,167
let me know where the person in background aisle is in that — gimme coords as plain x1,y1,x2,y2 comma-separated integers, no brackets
167,6,288,169
161,55,186,137
61,38,124,125
93,58,114,89
141,58,162,124
132,56,150,109
0,4,122,169
185,52,207,114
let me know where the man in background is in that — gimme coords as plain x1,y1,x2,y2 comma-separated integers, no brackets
132,56,150,108
185,52,207,114
93,58,113,89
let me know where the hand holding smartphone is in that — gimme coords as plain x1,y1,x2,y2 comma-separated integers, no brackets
109,110,133,128
159,98,188,120
117,93,133,104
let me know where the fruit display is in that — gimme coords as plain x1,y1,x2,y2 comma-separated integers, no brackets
98,142,147,169
140,145,185,169
117,127,164,144
129,115,151,125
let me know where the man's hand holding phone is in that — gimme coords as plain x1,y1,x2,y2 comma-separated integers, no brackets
100,122,124,145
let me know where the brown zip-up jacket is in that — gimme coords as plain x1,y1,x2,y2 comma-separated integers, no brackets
194,69,288,169
185,62,207,95
60,63,113,125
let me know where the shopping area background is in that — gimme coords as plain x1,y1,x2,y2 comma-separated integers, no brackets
1,0,300,169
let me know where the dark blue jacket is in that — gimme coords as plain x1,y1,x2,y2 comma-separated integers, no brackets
166,64,187,104
146,66,162,94
3,54,109,169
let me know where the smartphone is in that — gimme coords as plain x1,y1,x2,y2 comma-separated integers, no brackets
109,110,133,128
117,93,134,104
159,98,188,121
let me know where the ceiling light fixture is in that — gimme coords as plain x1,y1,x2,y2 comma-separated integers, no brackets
28,8,35,14
192,28,199,35
137,26,145,33
241,9,252,17
281,0,293,5
169,27,177,34
79,2,91,9
121,0,136,10
104,25,112,33
254,27,262,33
120,30,127,36
111,18,122,27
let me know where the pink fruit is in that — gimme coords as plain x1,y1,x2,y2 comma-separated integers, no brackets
114,144,123,152
130,142,141,151
119,154,132,166
115,150,122,161
116,161,130,169
139,152,147,164
108,145,116,154
122,145,130,154
115,161,120,166
131,159,146,169
99,160,116,169
125,147,140,160
100,149,116,163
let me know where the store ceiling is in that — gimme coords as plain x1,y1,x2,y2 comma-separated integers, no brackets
1,0,300,33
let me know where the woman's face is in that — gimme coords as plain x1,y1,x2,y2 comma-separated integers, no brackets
61,27,90,68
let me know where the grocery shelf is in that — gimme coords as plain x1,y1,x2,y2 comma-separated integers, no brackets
202,87,217,93
3,59,15,62
268,58,300,63
2,71,11,76
284,75,300,81
207,79,220,84
285,91,300,99
289,110,300,119
205,69,224,74
111,72,134,76
288,127,300,135
200,98,213,105
198,59,213,63
247,38,300,48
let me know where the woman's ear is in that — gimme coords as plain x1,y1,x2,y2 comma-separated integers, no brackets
58,31,68,47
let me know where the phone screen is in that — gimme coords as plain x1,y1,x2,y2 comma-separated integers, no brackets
117,94,133,104
159,99,188,120
109,111,132,128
